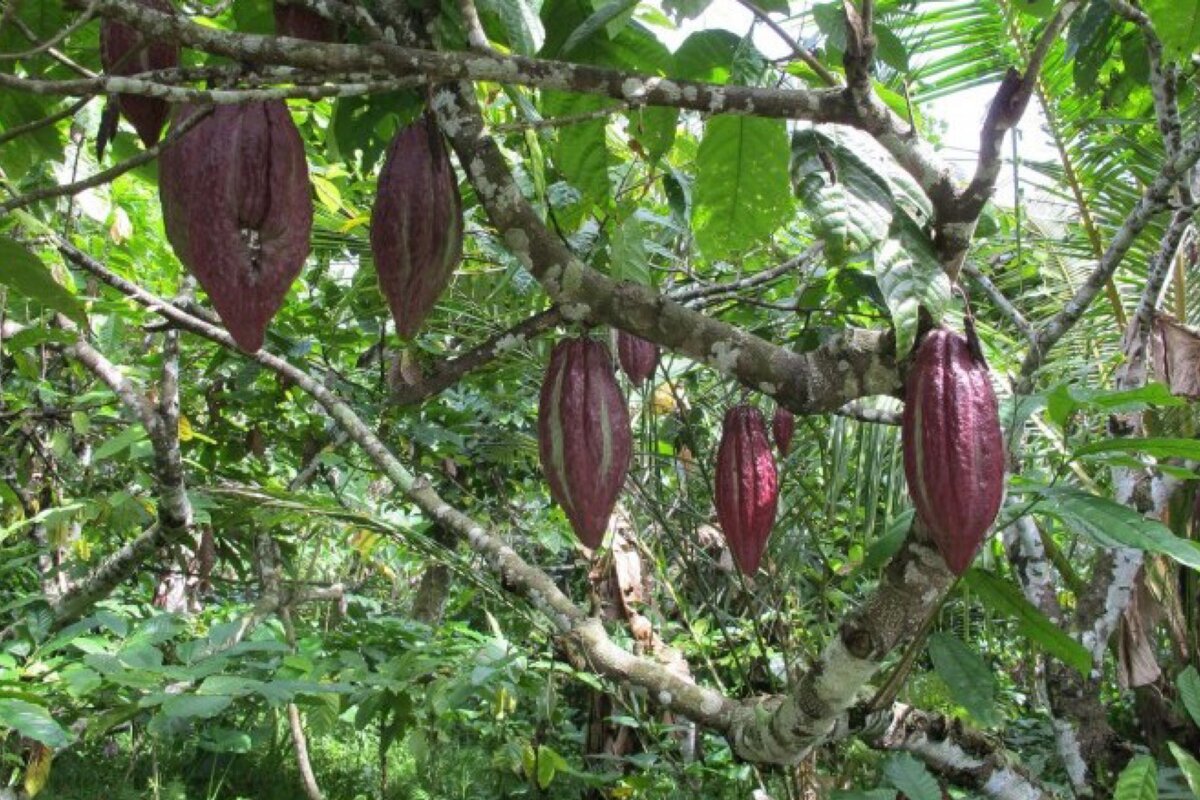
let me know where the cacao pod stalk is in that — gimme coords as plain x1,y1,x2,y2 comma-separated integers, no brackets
159,102,313,352
99,0,179,147
371,114,464,338
538,338,632,549
715,405,779,575
772,406,795,456
901,327,1005,575
616,330,659,386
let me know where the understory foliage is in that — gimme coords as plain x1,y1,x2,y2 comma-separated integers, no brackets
1,1,1199,799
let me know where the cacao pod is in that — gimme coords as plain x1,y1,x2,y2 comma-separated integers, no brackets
538,337,632,549
274,1,336,41
159,101,313,352
99,0,178,147
617,330,658,386
901,327,1005,575
370,114,464,338
772,406,795,456
714,405,779,575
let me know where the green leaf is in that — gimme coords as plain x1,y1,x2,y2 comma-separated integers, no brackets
1142,0,1200,61
1028,484,1200,571
93,424,148,462
542,91,613,218
0,236,87,327
161,694,232,720
1179,666,1200,728
831,791,897,800
927,633,999,726
199,728,253,754
1045,382,1182,429
671,28,742,82
692,115,792,259
964,569,1091,675
1169,742,1200,798
610,216,650,285
0,699,71,748
478,0,543,55
1113,754,1157,800
555,0,637,57
882,753,940,800
1073,437,1200,461
873,233,951,358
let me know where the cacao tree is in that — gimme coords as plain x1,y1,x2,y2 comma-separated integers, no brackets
0,1,1199,798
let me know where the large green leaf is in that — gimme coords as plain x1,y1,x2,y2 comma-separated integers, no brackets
1180,666,1200,728
0,699,70,748
1114,755,1157,800
541,92,614,220
1142,0,1200,61
1073,437,1200,461
1169,742,1200,798
882,753,940,800
1027,484,1200,571
964,569,1091,675
927,632,999,726
0,236,87,327
692,115,792,259
872,231,951,358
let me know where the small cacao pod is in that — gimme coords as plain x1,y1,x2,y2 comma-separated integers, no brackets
371,114,464,338
772,406,795,456
714,405,779,575
901,327,1005,575
273,1,336,41
617,330,658,386
159,101,313,352
99,0,179,147
538,337,632,549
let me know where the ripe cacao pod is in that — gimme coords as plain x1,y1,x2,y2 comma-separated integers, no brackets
715,405,779,575
617,330,658,386
159,101,313,352
99,0,178,147
901,327,1005,575
772,406,795,456
274,1,336,41
538,338,632,549
370,114,464,338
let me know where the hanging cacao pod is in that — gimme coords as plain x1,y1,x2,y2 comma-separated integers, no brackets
371,114,464,338
617,330,658,386
714,405,779,575
901,327,1005,575
538,338,632,549
159,101,313,352
273,1,336,41
772,406,795,456
99,0,179,147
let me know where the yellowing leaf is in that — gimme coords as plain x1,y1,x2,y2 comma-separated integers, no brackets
651,382,678,415
338,214,370,234
178,415,194,441
108,207,133,245
24,742,52,797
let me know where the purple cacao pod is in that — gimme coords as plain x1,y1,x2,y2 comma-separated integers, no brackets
901,327,1005,575
538,338,632,549
772,407,795,456
714,405,779,575
159,102,313,352
99,0,179,147
617,330,658,386
370,114,464,338
273,2,336,41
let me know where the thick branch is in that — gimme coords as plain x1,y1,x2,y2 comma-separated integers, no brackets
434,82,898,414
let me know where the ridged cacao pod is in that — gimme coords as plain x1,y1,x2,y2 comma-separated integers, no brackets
901,327,1005,575
538,338,632,549
715,405,779,575
273,2,336,41
772,407,795,456
99,0,178,147
159,102,313,352
370,114,464,338
617,330,658,386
